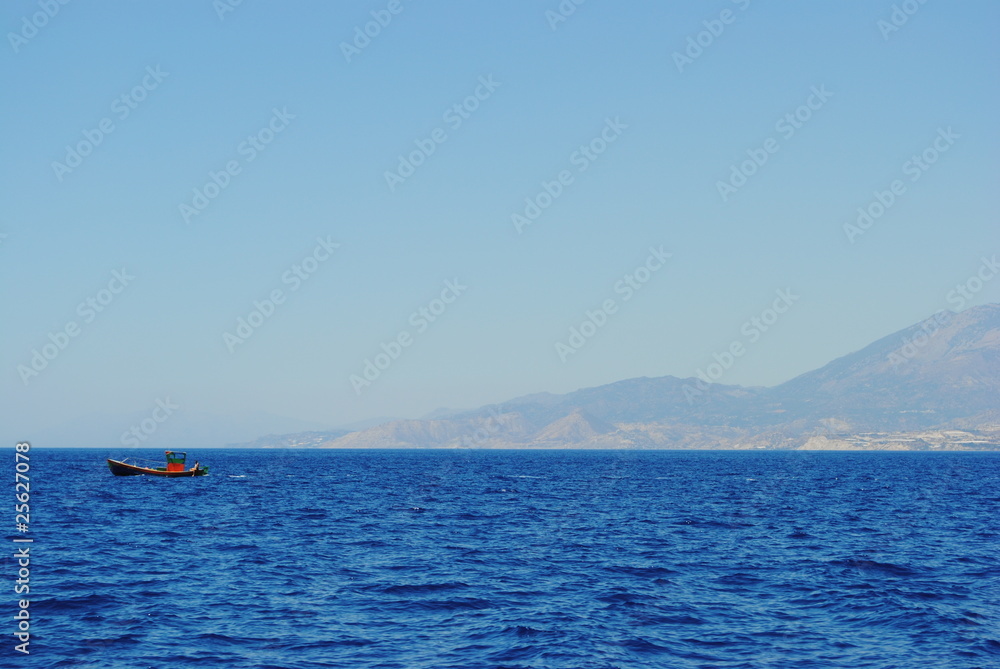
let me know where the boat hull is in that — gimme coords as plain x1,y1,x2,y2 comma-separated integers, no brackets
107,459,208,477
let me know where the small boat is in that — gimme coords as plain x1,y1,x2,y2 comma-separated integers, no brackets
107,450,209,477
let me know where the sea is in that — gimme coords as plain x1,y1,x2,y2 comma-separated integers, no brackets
10,448,1000,669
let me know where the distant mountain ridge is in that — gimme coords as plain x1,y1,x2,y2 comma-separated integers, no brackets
769,304,1000,429
235,304,1000,451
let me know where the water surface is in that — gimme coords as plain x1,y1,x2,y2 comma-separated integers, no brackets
17,449,1000,668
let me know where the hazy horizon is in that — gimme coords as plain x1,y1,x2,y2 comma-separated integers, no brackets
19,300,1000,449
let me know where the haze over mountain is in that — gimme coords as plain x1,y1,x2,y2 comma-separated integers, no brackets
249,304,999,451
33,409,334,450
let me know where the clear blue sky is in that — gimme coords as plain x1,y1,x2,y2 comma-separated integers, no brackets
2,1,998,442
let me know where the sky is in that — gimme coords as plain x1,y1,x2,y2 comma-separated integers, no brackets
2,1,998,445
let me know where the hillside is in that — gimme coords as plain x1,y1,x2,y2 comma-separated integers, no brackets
236,304,1000,450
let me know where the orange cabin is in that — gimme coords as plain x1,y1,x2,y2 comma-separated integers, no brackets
164,451,187,472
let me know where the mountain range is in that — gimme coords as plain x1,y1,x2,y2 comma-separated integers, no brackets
239,303,1000,451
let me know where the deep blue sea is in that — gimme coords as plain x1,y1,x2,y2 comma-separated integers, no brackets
8,448,1000,668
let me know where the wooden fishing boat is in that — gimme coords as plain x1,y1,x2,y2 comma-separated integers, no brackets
107,451,209,477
